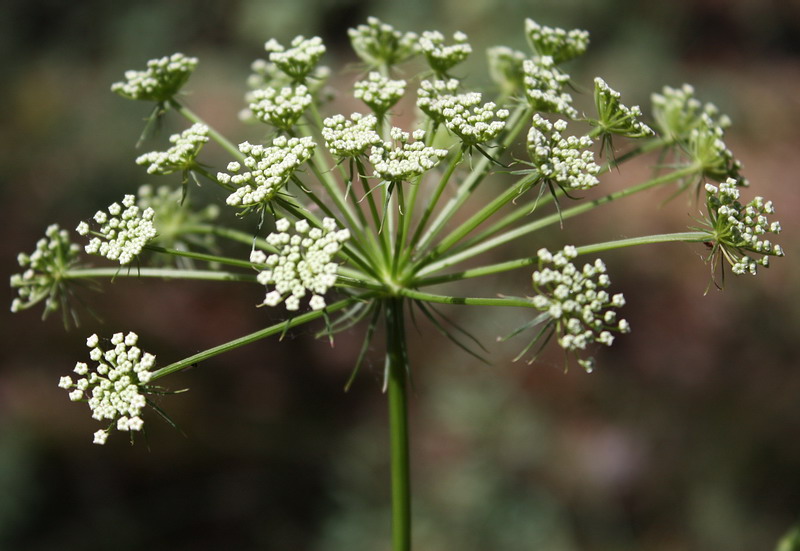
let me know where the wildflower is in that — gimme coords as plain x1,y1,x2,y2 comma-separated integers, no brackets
369,127,449,183
111,53,198,102
79,195,157,265
419,30,472,77
523,57,577,118
703,178,784,276
522,246,630,371
59,332,156,444
487,46,527,96
417,81,510,147
264,35,326,83
354,72,406,117
322,113,382,159
135,123,209,175
249,85,313,130
592,77,654,139
688,114,745,184
651,83,731,144
348,17,419,67
218,136,316,207
527,114,600,191
251,218,350,311
524,19,589,64
10,224,81,318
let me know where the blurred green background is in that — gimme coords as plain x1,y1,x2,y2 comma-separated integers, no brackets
2,0,800,549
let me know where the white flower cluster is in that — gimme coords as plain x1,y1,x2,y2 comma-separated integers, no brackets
78,195,157,265
531,246,630,370
524,19,589,64
705,178,784,275
348,17,419,67
487,46,527,95
592,78,654,139
10,224,80,316
241,60,329,123
218,137,316,207
251,218,350,311
527,115,600,191
651,84,730,143
249,85,312,130
58,332,155,445
523,57,577,118
688,113,744,184
135,123,209,175
369,127,449,183
417,80,509,146
354,72,406,116
111,53,198,102
419,30,472,76
322,113,382,159
265,35,326,82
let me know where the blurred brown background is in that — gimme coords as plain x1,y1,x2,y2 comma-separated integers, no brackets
2,1,799,550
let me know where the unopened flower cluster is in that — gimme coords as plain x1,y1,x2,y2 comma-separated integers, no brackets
688,114,743,183
354,72,406,116
369,128,449,183
322,113,382,159
58,332,155,445
527,115,600,191
525,18,589,64
348,17,419,67
419,30,472,76
417,80,510,146
523,57,577,118
251,218,350,311
264,35,326,82
249,85,313,130
651,84,731,143
135,123,209,175
704,178,784,275
111,53,198,102
531,246,630,369
218,136,316,207
10,224,80,316
593,78,654,139
77,195,157,265
487,46,527,95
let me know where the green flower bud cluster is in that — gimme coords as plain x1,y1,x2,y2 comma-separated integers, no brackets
527,115,600,191
10,224,80,317
524,18,589,64
487,46,527,96
77,195,157,265
688,114,745,184
531,246,630,372
523,57,577,118
264,35,326,83
218,136,316,207
369,127,449,183
58,332,155,445
322,113,382,159
592,77,654,139
348,17,419,67
137,184,220,255
111,53,198,102
135,123,209,175
249,84,313,130
354,72,406,117
651,83,731,143
251,217,350,311
704,178,784,275
419,30,472,76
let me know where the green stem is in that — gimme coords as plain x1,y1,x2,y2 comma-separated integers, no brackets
169,99,244,162
151,295,366,380
64,267,256,283
145,245,254,269
417,164,701,277
414,231,709,286
385,297,411,551
400,289,534,309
